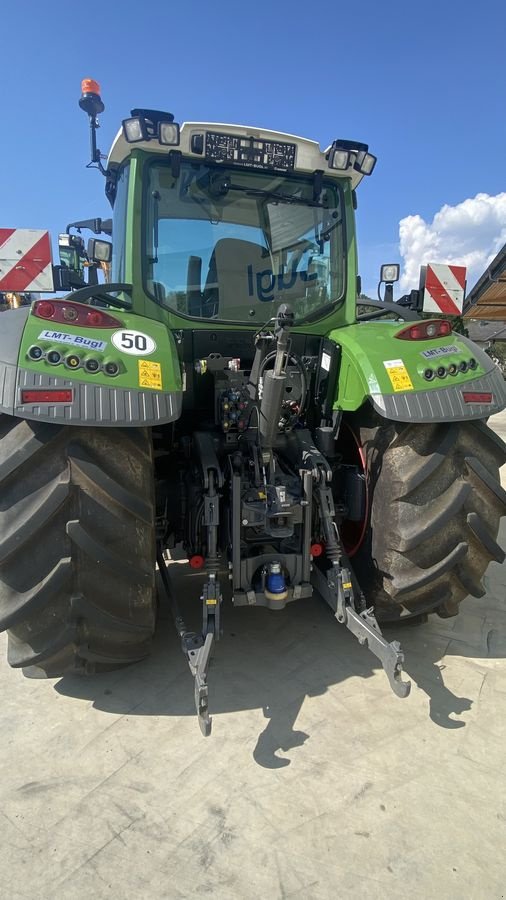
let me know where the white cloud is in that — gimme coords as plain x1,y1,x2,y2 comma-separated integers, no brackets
398,193,506,292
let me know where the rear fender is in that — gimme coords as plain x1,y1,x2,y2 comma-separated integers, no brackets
0,304,183,426
330,322,506,422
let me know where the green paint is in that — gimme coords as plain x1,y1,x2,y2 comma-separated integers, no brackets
330,322,489,410
19,308,182,392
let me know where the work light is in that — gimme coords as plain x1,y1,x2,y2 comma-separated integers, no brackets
87,238,112,263
380,264,400,283
158,122,180,145
329,148,351,170
354,150,377,175
122,117,148,143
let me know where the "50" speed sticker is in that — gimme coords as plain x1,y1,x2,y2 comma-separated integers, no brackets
111,330,156,356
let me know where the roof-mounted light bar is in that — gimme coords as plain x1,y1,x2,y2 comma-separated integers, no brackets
327,139,377,176
122,108,180,146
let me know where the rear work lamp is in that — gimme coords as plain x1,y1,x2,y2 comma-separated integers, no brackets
327,139,376,176
329,149,351,170
122,108,180,147
159,122,180,145
380,264,400,283
122,117,149,143
354,149,377,175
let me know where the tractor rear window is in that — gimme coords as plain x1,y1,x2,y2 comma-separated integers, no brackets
144,160,345,324
111,163,129,284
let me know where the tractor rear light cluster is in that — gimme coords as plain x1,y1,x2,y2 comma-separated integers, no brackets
21,389,73,404
32,300,122,329
423,359,480,381
396,319,452,341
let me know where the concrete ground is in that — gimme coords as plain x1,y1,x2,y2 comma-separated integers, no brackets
1,416,505,900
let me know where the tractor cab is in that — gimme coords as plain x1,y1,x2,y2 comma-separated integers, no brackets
103,103,377,331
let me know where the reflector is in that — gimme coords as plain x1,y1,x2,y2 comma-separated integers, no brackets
21,390,73,404
462,392,493,403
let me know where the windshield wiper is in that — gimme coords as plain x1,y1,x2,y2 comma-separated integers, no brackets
233,186,325,208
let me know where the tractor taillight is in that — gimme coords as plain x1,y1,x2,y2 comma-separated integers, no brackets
395,319,452,340
36,301,56,319
21,389,73,403
32,300,121,328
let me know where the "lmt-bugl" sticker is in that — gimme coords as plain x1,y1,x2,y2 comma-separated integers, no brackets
383,359,414,392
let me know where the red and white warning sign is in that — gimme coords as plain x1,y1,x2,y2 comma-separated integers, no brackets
422,263,466,316
0,228,54,293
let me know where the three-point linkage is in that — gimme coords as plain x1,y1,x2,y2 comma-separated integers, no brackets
157,304,410,736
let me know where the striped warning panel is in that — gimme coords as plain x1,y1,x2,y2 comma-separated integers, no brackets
423,263,466,316
0,228,54,292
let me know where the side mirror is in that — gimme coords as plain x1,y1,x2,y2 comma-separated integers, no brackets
87,238,112,264
58,233,85,274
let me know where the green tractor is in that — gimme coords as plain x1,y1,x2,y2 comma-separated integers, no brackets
0,80,505,734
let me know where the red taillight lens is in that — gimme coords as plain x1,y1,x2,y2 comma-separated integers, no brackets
396,319,452,340
437,320,452,337
462,392,493,404
36,301,56,319
86,310,105,326
21,389,73,403
32,300,121,328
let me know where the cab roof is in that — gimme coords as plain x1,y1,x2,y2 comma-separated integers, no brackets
107,121,369,189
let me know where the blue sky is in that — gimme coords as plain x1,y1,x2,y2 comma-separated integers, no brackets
2,0,506,297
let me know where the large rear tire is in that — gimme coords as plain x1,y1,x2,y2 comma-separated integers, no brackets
0,416,156,676
350,409,506,621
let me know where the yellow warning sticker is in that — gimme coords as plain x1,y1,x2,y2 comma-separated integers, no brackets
383,359,414,392
138,359,162,390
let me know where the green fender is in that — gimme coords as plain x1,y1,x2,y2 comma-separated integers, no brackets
329,321,506,422
0,304,183,426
